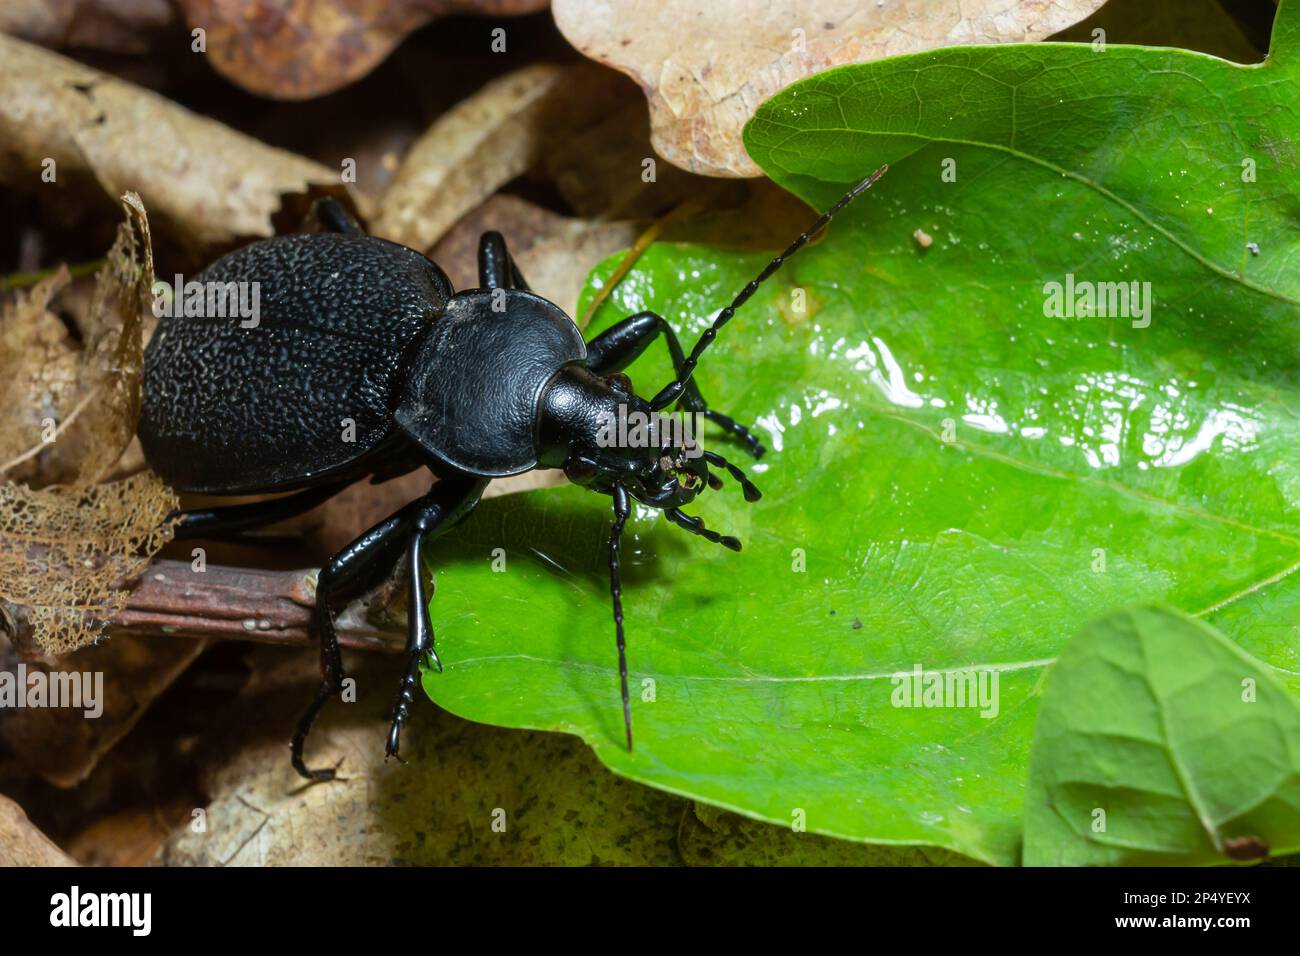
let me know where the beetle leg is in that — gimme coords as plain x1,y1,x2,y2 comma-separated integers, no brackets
477,231,530,291
292,507,411,781
291,474,486,780
387,529,433,765
385,475,489,763
584,311,765,458
170,479,352,539
303,196,365,236
664,507,742,552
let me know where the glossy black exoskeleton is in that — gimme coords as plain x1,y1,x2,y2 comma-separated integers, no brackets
139,168,887,779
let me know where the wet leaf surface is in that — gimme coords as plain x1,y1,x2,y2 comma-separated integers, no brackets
418,7,1300,864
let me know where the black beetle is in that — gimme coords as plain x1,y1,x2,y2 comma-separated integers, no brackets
139,167,887,780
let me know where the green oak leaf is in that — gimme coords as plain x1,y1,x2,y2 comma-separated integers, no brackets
1023,605,1300,866
422,4,1300,865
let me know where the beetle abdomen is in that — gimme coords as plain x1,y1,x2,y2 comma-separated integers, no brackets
140,233,452,494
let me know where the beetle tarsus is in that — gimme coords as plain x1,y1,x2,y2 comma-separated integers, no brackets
703,450,762,502
385,648,425,764
702,408,766,459
291,684,344,782
665,507,742,552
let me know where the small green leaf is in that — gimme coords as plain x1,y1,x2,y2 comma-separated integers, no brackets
1023,605,1300,866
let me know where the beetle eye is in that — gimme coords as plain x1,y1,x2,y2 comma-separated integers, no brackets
606,372,634,396
564,457,599,485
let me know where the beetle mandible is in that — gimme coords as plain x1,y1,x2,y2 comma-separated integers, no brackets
139,166,888,780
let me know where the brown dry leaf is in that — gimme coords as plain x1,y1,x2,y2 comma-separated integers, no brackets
1,193,151,485
0,632,206,787
0,793,78,866
0,0,176,55
373,63,569,251
65,804,190,867
0,192,178,656
426,192,638,317
74,191,153,483
0,268,81,485
373,62,647,252
162,651,685,865
179,0,550,100
553,0,1108,177
537,71,704,221
0,33,339,244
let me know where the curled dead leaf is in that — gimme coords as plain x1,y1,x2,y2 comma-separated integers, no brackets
1,193,152,485
179,0,551,100
373,63,569,251
0,33,339,244
0,267,81,485
374,63,648,252
553,0,1107,177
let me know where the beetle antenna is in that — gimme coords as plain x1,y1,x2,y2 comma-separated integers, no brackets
650,164,888,412
703,450,761,502
609,483,633,751
665,507,742,552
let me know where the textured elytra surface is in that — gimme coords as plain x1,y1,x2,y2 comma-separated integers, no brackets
139,233,452,493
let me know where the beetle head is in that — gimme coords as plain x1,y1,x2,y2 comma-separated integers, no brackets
538,365,757,516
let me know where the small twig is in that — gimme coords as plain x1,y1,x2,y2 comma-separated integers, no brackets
107,559,404,653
